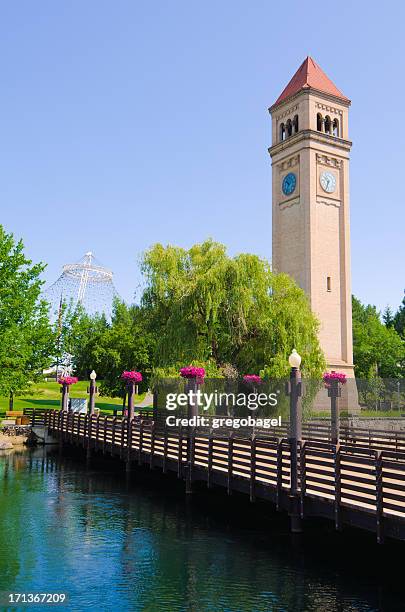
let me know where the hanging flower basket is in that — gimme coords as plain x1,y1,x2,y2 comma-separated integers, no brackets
121,371,143,383
179,366,205,384
323,371,346,396
243,374,262,386
323,371,346,385
58,376,78,386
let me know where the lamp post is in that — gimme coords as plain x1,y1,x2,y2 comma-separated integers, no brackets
286,349,302,533
88,370,97,415
87,370,97,416
86,370,97,463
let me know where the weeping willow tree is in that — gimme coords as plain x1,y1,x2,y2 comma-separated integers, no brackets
141,239,325,378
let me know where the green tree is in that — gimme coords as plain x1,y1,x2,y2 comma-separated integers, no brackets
383,305,395,328
97,301,154,396
59,305,109,378
352,296,404,379
358,366,386,410
0,226,54,396
141,239,325,378
59,300,153,396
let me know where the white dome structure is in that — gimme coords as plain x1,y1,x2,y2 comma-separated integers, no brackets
44,251,118,320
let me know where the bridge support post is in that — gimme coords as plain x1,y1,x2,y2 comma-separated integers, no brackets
334,442,342,531
126,418,133,473
86,445,92,467
376,451,384,544
185,464,193,494
86,391,94,467
58,385,69,454
153,390,158,423
57,411,64,455
185,379,198,495
289,496,303,533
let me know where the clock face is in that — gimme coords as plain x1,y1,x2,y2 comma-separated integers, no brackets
320,171,336,193
282,172,296,196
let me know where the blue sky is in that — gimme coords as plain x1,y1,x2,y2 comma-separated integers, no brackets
0,1,403,313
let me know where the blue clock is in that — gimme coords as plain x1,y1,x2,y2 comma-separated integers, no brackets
282,172,296,196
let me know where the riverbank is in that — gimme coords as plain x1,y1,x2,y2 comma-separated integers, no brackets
0,432,29,449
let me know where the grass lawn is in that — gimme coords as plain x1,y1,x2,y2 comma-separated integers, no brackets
0,380,148,416
310,409,405,419
347,410,405,418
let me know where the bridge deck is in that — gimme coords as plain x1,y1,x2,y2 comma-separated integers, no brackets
40,410,405,543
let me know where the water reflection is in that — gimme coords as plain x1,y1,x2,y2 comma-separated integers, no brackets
0,449,402,611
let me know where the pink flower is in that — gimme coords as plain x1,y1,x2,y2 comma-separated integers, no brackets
121,371,143,383
323,371,347,386
243,374,262,385
58,376,78,386
179,366,205,381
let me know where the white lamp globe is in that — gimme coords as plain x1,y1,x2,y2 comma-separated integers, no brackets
90,370,97,380
288,349,302,369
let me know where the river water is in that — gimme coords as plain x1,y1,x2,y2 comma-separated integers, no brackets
0,448,402,612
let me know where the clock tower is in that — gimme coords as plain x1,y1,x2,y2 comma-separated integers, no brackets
269,57,354,378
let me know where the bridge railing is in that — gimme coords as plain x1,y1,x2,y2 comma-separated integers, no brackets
43,410,405,529
23,407,49,426
38,408,405,451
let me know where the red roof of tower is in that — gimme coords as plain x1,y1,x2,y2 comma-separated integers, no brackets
272,57,350,107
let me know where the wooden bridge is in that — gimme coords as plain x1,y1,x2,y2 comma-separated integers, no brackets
33,408,405,544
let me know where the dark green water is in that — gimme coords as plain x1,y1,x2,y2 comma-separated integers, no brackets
0,448,403,612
